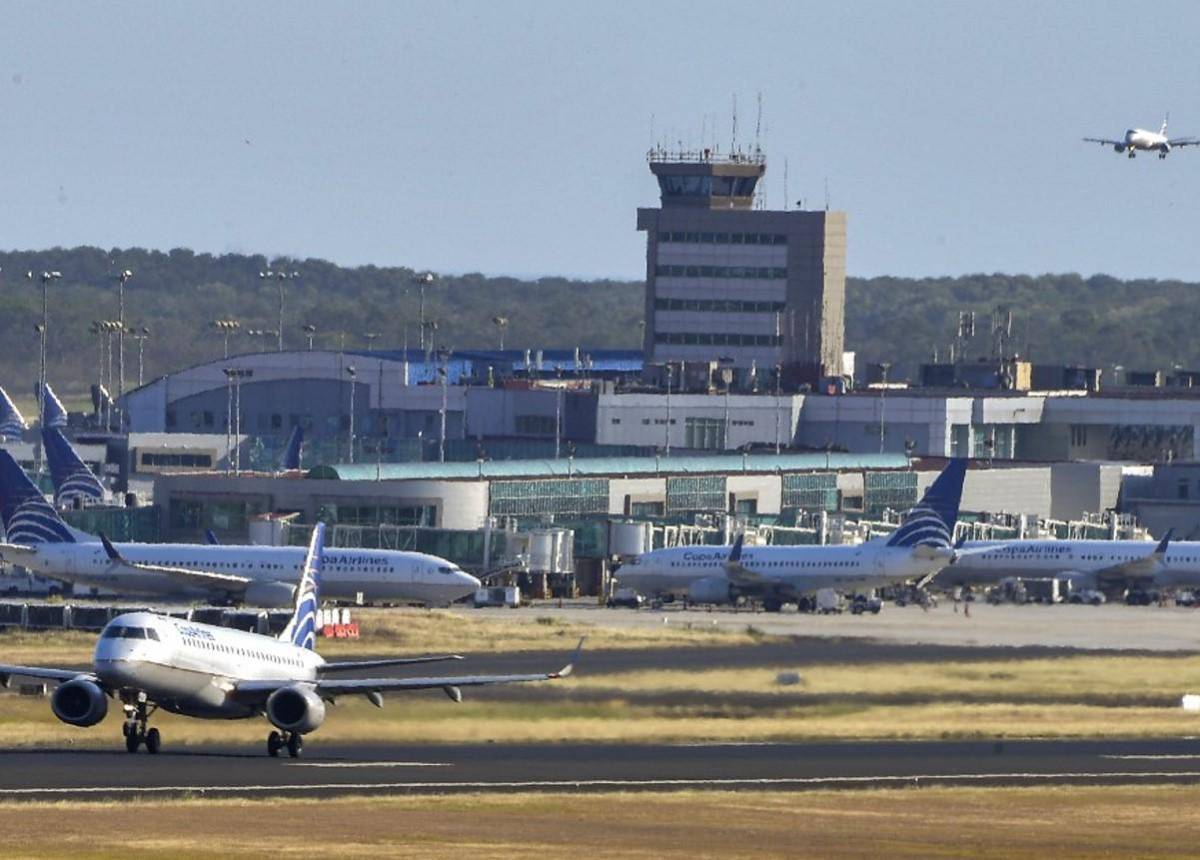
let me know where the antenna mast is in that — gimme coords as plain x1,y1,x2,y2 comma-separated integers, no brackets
730,94,738,153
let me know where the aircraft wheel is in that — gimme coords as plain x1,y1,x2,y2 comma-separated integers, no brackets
287,732,303,759
144,728,161,754
762,598,783,613
125,731,140,753
267,731,283,758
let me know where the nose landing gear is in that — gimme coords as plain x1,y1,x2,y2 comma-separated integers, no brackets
121,696,160,754
267,729,304,758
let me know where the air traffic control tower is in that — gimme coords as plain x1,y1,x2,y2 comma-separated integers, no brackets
637,148,846,387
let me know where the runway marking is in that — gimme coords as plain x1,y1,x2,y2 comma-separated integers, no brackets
284,762,452,769
1,770,1199,797
1101,754,1200,761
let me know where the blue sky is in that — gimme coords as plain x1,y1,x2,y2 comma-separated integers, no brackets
3,0,1199,280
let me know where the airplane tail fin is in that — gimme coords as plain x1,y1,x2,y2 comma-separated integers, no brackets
35,383,68,429
42,427,106,508
0,387,28,441
0,450,79,544
279,522,324,650
280,425,304,471
1161,112,1170,136
885,459,967,549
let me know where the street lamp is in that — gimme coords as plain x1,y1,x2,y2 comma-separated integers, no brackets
112,269,132,400
411,271,436,352
301,324,317,350
259,269,299,351
491,316,509,350
363,332,380,351
878,361,893,455
129,327,150,387
211,319,241,358
27,270,61,468
345,365,357,464
436,353,449,463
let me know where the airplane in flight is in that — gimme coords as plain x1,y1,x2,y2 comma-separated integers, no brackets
615,459,967,611
1083,115,1199,159
0,387,27,441
0,449,480,607
0,523,582,756
936,531,1200,595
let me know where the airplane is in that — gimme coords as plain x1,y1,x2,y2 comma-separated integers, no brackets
1083,115,1199,159
615,459,967,612
0,387,27,441
0,449,481,607
935,531,1200,595
0,522,582,757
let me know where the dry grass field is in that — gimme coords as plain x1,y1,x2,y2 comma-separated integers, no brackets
0,786,1196,859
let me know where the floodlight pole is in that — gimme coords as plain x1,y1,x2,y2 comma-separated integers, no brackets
346,365,357,464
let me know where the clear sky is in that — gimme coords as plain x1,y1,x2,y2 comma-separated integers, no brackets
3,0,1199,281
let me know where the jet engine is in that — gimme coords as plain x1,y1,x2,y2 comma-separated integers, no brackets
243,580,297,608
266,684,326,735
50,679,108,727
1113,143,1126,153
687,576,734,605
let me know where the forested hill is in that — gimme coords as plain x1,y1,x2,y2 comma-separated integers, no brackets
0,247,1195,397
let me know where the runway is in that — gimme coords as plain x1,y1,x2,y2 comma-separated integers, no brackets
2,738,1199,799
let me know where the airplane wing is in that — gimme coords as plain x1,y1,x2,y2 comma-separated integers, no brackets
318,655,465,673
234,638,583,703
1168,137,1200,147
1094,531,1172,583
0,663,96,687
98,532,251,590
0,542,39,566
1082,137,1122,146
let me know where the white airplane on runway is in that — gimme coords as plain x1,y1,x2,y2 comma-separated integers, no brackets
0,523,582,757
0,449,479,607
1084,115,1199,159
616,459,967,611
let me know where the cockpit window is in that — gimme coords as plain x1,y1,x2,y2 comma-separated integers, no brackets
438,566,455,575
103,626,155,640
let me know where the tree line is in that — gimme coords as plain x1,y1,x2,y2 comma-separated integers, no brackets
0,246,1194,398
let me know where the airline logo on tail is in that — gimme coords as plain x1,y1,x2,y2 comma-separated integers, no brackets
43,428,105,508
36,383,67,429
0,387,27,441
0,450,76,544
280,522,324,650
885,459,967,549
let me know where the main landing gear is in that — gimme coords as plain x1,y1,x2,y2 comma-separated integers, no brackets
267,730,303,758
121,695,160,754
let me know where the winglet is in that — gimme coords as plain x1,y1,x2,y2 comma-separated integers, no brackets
204,528,220,546
728,534,745,564
98,531,123,562
553,636,586,679
1154,529,1173,556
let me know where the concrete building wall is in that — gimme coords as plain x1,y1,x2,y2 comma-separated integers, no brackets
595,392,800,451
727,474,782,515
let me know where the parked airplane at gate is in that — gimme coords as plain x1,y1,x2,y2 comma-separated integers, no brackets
1083,115,1199,159
0,523,581,756
936,531,1200,593
616,459,967,611
0,450,479,607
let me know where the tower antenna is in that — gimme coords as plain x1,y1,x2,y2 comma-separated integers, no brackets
731,94,738,153
754,91,763,153
783,157,789,211
824,176,830,211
